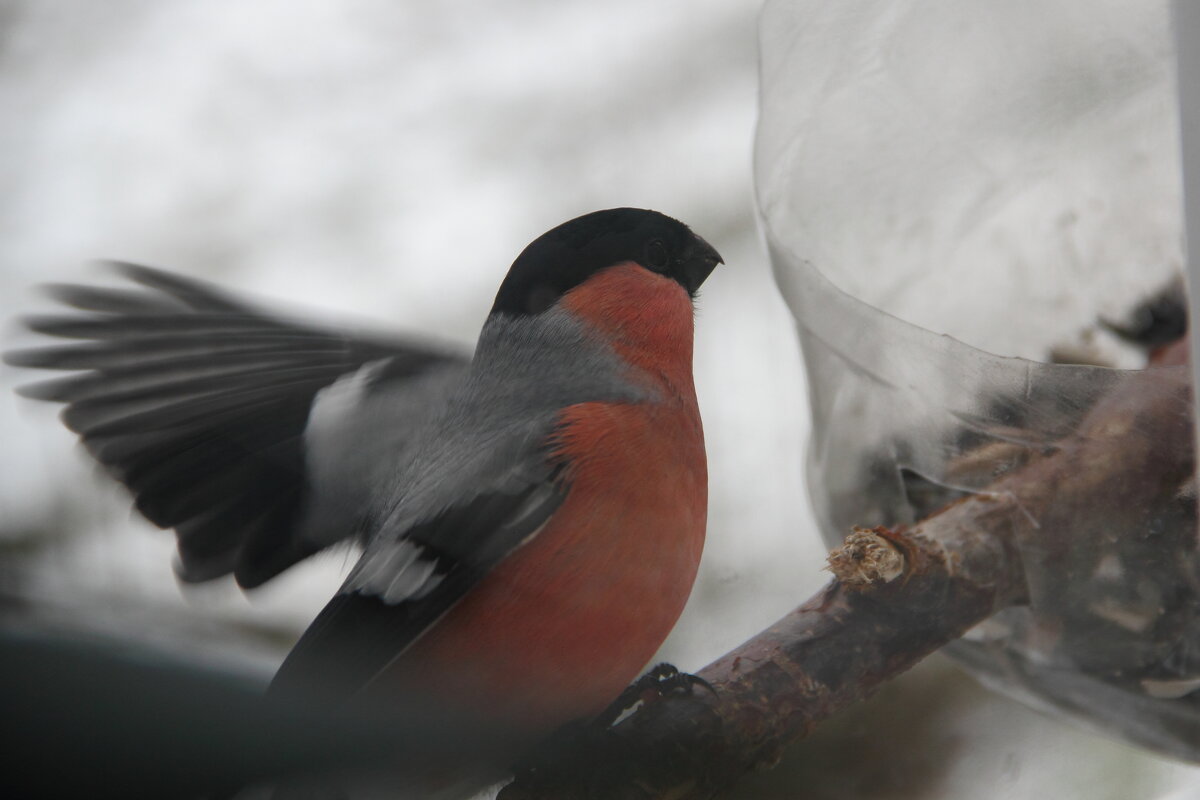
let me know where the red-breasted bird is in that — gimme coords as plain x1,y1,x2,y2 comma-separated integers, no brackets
7,207,721,792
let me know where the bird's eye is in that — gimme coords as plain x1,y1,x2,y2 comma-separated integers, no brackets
645,239,669,271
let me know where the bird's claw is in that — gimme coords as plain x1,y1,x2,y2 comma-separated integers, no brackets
512,664,717,784
593,662,716,728
640,661,716,698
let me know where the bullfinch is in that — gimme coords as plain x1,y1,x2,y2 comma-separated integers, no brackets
8,207,722,790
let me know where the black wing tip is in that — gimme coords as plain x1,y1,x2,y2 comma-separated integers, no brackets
173,526,311,589
172,553,237,585
3,347,46,369
107,260,172,284
81,258,152,274
18,313,103,338
86,261,253,314
268,591,407,700
28,261,161,301
107,260,201,288
40,281,183,316
234,548,308,590
171,559,295,590
3,345,95,375
11,377,70,401
41,282,94,304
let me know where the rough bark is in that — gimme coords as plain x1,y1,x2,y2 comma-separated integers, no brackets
502,358,1197,799
501,517,1027,800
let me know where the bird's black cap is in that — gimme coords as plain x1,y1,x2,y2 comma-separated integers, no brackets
491,208,723,317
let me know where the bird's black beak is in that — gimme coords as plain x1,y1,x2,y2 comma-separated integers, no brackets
677,234,723,296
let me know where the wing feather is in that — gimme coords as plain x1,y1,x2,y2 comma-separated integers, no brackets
5,263,468,587
268,466,568,703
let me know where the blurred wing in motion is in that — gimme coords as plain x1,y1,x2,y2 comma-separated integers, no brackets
269,463,568,704
5,262,469,588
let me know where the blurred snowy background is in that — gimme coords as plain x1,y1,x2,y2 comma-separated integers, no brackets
0,1,1196,798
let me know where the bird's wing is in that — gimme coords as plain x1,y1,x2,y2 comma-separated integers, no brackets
268,422,569,703
5,262,469,587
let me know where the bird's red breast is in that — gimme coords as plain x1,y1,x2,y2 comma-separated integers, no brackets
365,264,707,736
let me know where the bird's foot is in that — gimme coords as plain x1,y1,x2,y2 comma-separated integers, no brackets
509,665,714,792
592,662,715,729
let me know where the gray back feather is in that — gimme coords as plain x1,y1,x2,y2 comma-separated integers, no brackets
344,305,654,600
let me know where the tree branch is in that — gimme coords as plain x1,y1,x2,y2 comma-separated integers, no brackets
502,359,1196,799
502,514,1026,800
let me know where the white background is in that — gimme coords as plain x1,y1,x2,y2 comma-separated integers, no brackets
0,2,1195,797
